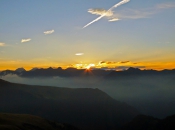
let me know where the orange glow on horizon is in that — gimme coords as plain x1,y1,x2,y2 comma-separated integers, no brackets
0,60,175,71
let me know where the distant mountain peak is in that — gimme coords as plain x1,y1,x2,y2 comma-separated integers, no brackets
47,67,53,70
57,67,63,70
15,67,26,73
29,67,39,71
127,67,141,72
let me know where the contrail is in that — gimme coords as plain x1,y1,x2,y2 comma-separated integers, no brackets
83,0,130,28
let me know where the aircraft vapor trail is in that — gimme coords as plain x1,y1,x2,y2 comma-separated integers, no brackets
83,0,130,28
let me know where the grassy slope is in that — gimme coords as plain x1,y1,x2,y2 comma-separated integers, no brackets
0,113,79,130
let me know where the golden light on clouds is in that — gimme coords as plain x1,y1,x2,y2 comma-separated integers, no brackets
0,43,5,46
71,60,175,71
0,59,175,71
75,53,84,56
86,64,95,70
72,63,95,69
21,39,31,43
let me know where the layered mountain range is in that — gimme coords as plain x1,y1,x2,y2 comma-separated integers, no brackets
1,67,175,78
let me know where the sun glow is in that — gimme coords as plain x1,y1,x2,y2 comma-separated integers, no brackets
86,64,95,70
73,63,96,70
0,60,175,71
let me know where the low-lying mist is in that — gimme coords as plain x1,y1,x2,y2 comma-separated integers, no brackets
2,74,175,118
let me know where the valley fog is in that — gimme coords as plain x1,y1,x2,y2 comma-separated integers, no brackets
2,74,175,118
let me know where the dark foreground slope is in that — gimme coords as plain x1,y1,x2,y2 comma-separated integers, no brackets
120,114,175,130
0,79,139,130
0,113,78,130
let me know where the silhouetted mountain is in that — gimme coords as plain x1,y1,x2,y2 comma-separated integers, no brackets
0,67,175,78
15,67,26,73
106,67,175,79
21,67,85,77
0,69,16,76
120,114,175,130
0,79,139,130
157,115,175,130
29,67,39,71
0,113,79,130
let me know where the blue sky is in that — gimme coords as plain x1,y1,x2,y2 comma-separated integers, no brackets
0,0,175,70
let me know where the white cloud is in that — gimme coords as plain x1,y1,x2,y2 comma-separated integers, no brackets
75,53,84,56
0,43,5,46
21,39,31,43
88,9,113,17
113,2,175,20
44,30,54,35
108,18,120,22
83,0,130,28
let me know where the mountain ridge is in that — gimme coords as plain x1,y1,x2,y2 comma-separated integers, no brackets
1,67,175,78
0,78,139,130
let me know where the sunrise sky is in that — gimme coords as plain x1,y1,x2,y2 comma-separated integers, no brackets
0,0,175,71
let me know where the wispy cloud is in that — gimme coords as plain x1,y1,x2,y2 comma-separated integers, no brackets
88,9,113,16
114,9,154,19
0,43,5,46
114,2,175,20
97,60,146,70
99,60,131,65
108,18,120,22
44,30,54,35
99,61,116,65
83,0,130,28
157,2,175,9
120,61,130,64
72,60,148,70
21,39,31,43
